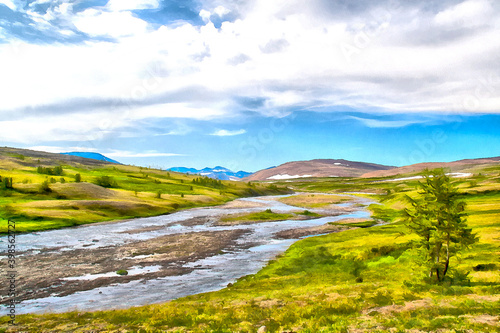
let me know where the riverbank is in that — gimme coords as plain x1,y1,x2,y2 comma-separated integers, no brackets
4,172,499,332
0,194,370,315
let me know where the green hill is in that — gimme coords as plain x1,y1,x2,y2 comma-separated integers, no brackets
0,147,290,234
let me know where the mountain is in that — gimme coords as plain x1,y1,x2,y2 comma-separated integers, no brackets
167,166,253,181
245,159,395,181
361,156,500,178
61,152,121,164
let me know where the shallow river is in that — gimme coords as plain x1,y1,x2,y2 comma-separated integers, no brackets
1,194,373,315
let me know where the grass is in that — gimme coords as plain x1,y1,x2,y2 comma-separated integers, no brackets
0,159,291,234
1,166,499,332
278,194,351,208
220,209,295,224
328,220,378,228
220,209,323,225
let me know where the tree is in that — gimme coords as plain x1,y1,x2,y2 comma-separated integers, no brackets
74,173,81,183
403,169,477,282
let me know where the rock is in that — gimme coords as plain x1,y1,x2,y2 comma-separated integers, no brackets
257,326,267,333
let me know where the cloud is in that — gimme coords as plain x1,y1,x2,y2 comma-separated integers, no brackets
350,116,428,128
25,146,183,158
107,0,160,11
1,0,500,148
434,0,493,27
27,146,100,154
211,129,247,136
105,150,185,158
0,0,16,10
73,9,150,38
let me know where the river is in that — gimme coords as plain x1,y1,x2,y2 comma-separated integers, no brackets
0,194,373,315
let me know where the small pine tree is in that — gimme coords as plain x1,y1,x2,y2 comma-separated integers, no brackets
403,169,478,282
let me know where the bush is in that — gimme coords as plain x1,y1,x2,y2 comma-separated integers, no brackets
39,180,51,193
74,173,81,183
95,176,117,188
116,270,128,276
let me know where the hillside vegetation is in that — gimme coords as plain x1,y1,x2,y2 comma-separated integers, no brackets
0,149,500,333
0,148,289,234
2,164,499,332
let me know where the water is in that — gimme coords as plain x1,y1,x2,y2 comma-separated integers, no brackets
1,194,374,314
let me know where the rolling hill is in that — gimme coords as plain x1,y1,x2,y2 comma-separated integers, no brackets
361,156,500,178
244,159,395,181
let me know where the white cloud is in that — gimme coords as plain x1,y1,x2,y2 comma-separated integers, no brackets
211,129,247,136
0,0,16,10
73,9,150,38
350,116,428,128
434,0,493,27
27,146,100,153
213,6,231,17
105,150,185,158
106,0,160,11
1,0,500,149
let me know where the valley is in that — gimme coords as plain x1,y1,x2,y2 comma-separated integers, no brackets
0,147,499,332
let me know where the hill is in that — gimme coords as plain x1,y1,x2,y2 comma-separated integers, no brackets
0,147,289,234
362,156,500,178
61,152,121,164
0,147,117,168
167,166,253,180
245,159,394,181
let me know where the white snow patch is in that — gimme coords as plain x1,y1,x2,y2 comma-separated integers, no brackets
267,174,313,180
386,172,473,182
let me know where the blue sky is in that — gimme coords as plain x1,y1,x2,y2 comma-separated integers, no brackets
1,0,499,172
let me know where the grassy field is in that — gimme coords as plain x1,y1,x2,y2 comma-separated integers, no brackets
0,150,289,234
218,209,323,225
1,161,499,332
278,194,351,209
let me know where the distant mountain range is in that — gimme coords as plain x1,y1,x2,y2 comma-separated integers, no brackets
244,159,394,181
61,152,121,164
167,166,252,181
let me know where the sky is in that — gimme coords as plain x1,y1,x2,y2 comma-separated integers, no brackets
0,0,499,172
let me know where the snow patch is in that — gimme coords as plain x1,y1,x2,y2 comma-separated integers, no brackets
267,174,313,180
386,172,473,182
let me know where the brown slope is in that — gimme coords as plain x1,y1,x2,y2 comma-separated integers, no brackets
361,156,500,178
245,159,394,181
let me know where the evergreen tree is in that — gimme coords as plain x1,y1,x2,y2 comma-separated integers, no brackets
403,169,477,282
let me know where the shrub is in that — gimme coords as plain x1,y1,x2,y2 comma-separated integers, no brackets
95,176,117,188
39,180,51,193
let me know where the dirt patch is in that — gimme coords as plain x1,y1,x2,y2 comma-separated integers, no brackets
275,224,347,239
0,229,249,304
364,299,433,315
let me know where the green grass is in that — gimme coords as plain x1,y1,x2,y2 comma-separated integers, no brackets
1,167,499,332
0,162,291,234
328,220,378,228
220,209,295,223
